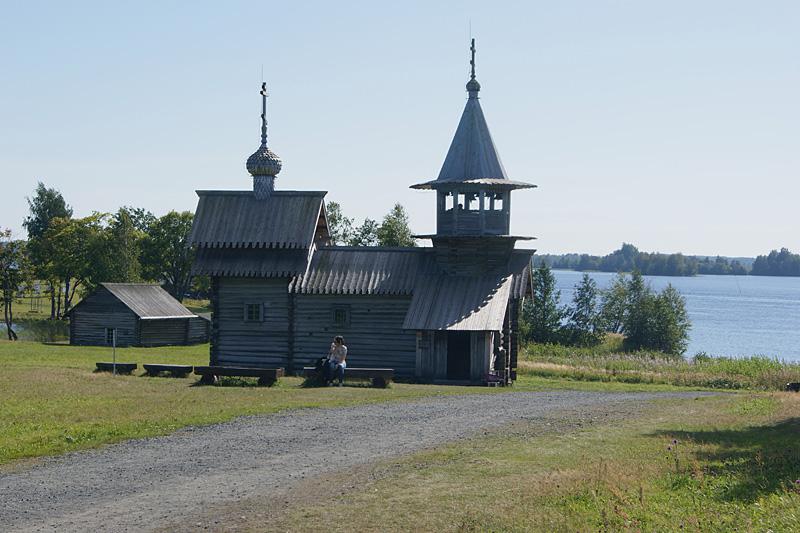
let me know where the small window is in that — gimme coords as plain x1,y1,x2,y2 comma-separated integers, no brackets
105,328,116,346
493,192,504,211
445,192,454,210
243,303,263,322
456,193,466,211
332,305,351,329
464,193,479,211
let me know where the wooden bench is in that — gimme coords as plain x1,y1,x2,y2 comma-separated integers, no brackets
143,364,194,377
194,366,284,386
303,366,394,388
95,362,137,374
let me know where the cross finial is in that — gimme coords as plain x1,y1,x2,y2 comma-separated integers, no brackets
259,82,268,148
470,38,476,80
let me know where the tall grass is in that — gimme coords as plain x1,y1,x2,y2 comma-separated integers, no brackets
520,336,800,390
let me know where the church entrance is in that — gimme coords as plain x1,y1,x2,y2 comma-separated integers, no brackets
446,331,471,380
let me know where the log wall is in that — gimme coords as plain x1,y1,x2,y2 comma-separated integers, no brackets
187,316,211,344
214,277,291,368
138,318,189,346
69,287,138,346
294,294,417,377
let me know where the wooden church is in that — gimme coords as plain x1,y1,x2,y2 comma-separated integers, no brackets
189,41,536,384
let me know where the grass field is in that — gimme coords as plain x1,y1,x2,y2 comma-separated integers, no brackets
521,336,800,391
3,340,799,530
266,392,800,532
0,340,702,466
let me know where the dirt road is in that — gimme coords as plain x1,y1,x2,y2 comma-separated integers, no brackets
1,390,708,532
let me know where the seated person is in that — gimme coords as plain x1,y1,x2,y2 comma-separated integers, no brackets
326,335,347,386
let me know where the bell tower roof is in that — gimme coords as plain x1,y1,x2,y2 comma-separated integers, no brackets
410,39,535,191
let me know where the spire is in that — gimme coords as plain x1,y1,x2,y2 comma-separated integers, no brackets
246,82,282,199
439,38,504,182
409,38,535,190
466,38,481,97
259,82,268,147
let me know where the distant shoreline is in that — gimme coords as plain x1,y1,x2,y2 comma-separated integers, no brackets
537,244,800,277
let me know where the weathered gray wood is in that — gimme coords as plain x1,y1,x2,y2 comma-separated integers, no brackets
70,285,206,347
143,364,193,377
194,365,284,386
70,287,139,346
187,316,211,344
189,191,325,250
95,362,137,374
294,294,416,377
214,277,290,368
138,318,190,347
302,366,393,387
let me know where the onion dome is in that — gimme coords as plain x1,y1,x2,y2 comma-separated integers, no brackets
246,82,282,177
246,146,282,176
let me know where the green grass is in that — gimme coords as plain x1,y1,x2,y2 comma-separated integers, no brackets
0,339,763,467
521,337,800,391
0,341,484,465
182,297,211,314
267,392,800,532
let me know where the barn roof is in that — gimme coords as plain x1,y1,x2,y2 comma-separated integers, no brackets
189,190,326,249
192,248,310,277
291,247,439,295
101,283,196,319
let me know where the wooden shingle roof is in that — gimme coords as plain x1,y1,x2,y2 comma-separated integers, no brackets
402,249,532,331
410,77,535,191
101,283,196,319
402,274,512,331
192,248,309,277
291,247,532,331
189,190,326,249
291,247,439,295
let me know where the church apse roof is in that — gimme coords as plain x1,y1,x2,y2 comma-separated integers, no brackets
189,190,326,249
402,249,533,331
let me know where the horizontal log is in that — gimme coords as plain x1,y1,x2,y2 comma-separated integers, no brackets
95,362,137,374
194,366,285,378
143,364,193,376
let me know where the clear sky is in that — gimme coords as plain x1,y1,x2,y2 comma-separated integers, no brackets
2,1,798,256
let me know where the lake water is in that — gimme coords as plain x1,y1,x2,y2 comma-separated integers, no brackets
553,270,800,362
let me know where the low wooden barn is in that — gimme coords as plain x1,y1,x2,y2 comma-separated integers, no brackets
189,41,535,384
69,283,210,347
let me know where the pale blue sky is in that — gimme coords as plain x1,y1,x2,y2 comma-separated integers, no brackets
2,1,798,256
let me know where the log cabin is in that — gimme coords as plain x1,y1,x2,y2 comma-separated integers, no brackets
69,283,210,347
189,41,536,384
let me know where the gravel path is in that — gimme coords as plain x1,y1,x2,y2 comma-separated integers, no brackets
1,390,707,532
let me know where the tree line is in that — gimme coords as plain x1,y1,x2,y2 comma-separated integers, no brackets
3,182,198,322
326,202,416,247
750,248,800,276
520,263,691,355
537,243,753,277
1,184,417,339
